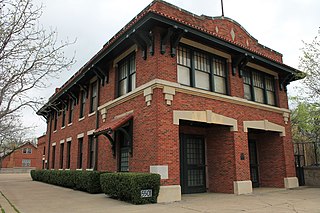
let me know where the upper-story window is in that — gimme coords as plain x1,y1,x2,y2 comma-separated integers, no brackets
177,46,228,94
53,111,58,131
79,90,86,118
243,68,276,106
61,106,66,127
22,148,32,154
68,99,74,124
118,53,136,97
90,81,98,113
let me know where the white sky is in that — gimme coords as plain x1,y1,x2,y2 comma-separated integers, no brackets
26,0,320,138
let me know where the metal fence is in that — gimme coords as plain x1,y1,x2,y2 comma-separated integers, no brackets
294,142,320,167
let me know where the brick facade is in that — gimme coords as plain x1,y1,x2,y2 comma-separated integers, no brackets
37,0,300,197
1,142,40,169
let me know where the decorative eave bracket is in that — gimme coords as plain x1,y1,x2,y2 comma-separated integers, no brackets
129,29,154,60
232,53,254,77
161,26,187,57
91,65,108,86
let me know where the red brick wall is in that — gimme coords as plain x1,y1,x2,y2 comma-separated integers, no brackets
1,144,39,168
148,1,283,63
253,132,286,187
40,16,295,195
206,126,235,193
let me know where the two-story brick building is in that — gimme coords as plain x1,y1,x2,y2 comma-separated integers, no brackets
37,0,302,202
1,142,40,170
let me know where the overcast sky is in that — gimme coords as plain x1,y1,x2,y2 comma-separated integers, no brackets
27,0,320,138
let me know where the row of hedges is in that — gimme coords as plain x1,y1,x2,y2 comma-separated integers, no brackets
100,172,161,204
30,170,103,194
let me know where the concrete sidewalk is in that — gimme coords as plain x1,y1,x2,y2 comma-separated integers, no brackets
0,173,320,213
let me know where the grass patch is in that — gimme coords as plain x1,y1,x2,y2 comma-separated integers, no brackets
0,191,20,213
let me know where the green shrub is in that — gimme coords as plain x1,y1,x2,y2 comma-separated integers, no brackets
100,172,161,204
30,170,104,194
74,171,102,193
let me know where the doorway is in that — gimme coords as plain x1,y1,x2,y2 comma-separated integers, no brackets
180,134,206,194
249,140,260,187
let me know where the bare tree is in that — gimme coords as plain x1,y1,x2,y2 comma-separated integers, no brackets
0,0,74,122
299,28,320,98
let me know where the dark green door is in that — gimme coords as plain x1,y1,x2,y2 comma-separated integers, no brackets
180,134,206,194
249,140,260,187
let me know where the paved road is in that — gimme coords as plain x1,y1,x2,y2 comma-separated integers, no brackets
0,173,320,213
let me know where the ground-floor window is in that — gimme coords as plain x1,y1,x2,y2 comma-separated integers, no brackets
22,159,31,167
120,147,129,172
78,138,83,169
88,136,95,169
66,141,71,169
60,143,64,169
52,145,56,169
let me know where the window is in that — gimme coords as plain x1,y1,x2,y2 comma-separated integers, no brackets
77,138,83,169
22,148,32,154
88,136,95,169
53,111,58,131
79,91,86,118
66,141,71,169
68,99,74,124
243,68,276,106
177,46,228,94
62,107,66,127
22,159,31,167
90,81,98,113
60,143,64,169
118,53,136,97
52,145,56,169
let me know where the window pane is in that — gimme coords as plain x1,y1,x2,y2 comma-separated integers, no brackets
177,46,191,67
243,70,251,84
267,91,275,105
195,70,210,90
129,55,136,74
178,65,191,86
265,76,275,92
254,87,264,103
252,72,263,88
119,79,127,96
244,84,252,100
214,75,226,94
194,52,209,73
213,58,226,77
119,61,128,80
130,73,136,91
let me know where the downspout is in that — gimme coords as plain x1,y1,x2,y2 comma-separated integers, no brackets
46,114,53,169
94,82,101,171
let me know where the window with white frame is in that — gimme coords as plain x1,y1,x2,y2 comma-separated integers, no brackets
22,148,32,154
177,45,228,94
22,159,31,167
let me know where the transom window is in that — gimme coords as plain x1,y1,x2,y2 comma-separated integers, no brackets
177,46,228,94
243,68,276,106
118,53,136,97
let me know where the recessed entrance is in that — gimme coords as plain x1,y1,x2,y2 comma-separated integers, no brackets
180,134,206,194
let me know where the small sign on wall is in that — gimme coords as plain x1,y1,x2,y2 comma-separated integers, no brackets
141,189,152,198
